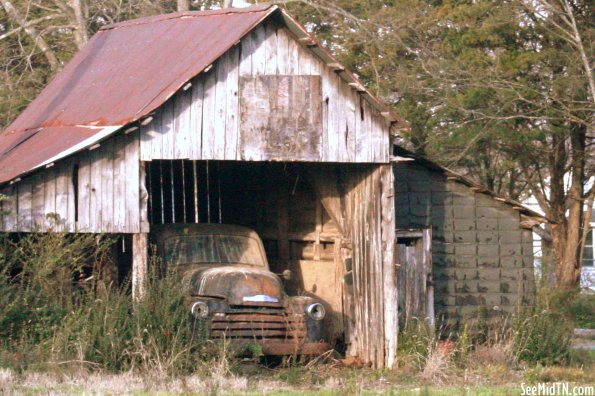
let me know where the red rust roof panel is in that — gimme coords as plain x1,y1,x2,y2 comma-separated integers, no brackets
0,5,276,183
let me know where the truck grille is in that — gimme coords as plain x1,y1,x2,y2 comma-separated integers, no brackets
210,309,306,340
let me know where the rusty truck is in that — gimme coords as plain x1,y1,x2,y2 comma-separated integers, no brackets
152,223,330,356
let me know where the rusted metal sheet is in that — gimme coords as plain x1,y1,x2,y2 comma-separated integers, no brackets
212,313,303,323
211,329,307,338
0,5,276,184
259,341,329,355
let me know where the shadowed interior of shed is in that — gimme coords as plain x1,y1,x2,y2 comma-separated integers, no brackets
145,160,347,345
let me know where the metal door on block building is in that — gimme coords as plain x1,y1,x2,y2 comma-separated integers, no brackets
396,229,434,331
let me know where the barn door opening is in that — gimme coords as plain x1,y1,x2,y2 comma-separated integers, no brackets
396,229,434,331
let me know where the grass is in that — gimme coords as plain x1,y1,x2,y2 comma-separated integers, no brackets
1,365,592,395
0,232,211,375
568,293,595,329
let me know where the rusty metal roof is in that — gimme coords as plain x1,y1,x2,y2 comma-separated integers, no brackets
0,4,405,185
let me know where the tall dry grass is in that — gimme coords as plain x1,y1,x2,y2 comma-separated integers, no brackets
0,232,208,375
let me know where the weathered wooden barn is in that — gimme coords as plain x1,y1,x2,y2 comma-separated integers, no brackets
0,4,544,368
0,5,401,368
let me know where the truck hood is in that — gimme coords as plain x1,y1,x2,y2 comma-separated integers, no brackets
183,266,284,306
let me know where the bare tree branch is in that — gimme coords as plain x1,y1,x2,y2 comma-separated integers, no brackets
0,14,59,41
0,0,61,72
177,0,189,12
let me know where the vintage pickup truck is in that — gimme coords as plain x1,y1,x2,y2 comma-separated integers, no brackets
152,223,330,356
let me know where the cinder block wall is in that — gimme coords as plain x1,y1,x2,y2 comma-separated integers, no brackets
394,162,535,324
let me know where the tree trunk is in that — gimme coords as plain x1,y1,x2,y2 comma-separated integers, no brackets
551,126,585,288
177,0,189,12
70,0,88,50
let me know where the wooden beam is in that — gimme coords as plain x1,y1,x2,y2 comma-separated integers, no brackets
277,183,289,262
132,233,148,300
349,82,366,92
380,165,397,369
327,62,344,71
380,112,398,122
314,199,322,261
139,161,150,233
395,229,424,238
422,229,435,333
298,36,316,46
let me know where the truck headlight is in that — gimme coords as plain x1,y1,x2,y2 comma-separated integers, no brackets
306,303,326,320
191,301,209,318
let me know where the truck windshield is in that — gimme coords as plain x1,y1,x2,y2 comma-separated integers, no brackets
164,234,266,267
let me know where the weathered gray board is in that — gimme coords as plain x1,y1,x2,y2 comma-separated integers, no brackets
240,75,322,161
139,21,389,163
307,164,397,369
396,229,434,329
0,159,75,232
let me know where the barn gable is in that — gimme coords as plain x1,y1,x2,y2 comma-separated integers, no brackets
138,18,392,163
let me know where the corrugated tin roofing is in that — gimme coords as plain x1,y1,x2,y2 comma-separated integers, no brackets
0,4,405,185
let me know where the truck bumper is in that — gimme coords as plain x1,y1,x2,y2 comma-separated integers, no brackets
231,339,331,356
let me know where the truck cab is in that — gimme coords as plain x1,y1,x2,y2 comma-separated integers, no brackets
152,223,330,355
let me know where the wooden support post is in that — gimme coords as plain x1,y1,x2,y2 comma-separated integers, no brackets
277,183,289,262
139,161,150,233
314,200,322,261
380,164,397,369
423,228,435,333
132,233,148,300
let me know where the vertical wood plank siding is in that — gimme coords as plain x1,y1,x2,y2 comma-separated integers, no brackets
0,131,141,233
348,164,396,368
139,21,389,163
307,164,397,368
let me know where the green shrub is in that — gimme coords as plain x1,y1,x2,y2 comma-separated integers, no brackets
0,233,207,374
568,294,595,329
512,306,573,366
0,233,109,351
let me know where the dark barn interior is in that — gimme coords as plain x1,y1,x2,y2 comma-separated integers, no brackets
144,160,346,344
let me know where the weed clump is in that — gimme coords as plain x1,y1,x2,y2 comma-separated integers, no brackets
0,232,206,375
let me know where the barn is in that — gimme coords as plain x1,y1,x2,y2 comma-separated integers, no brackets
0,4,543,368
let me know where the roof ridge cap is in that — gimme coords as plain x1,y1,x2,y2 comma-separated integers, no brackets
101,4,277,31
